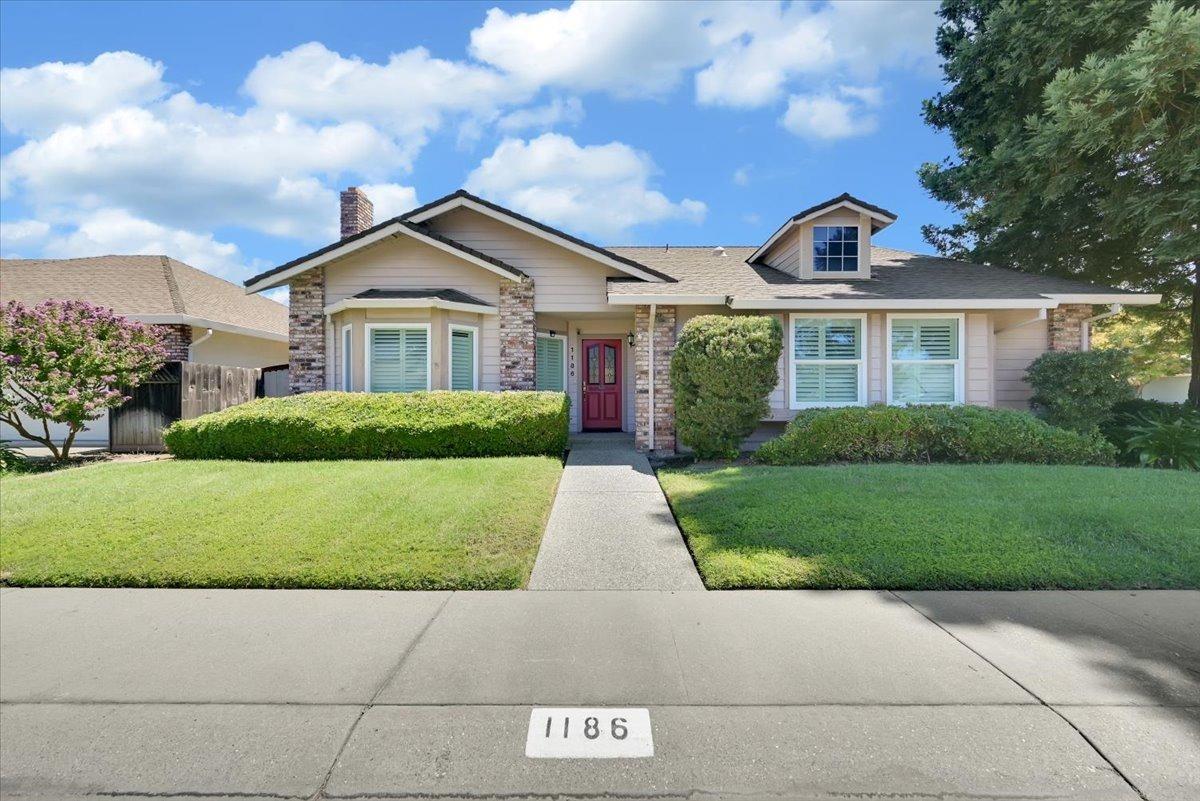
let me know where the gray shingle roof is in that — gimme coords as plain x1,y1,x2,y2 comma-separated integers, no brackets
0,255,288,337
352,288,494,307
605,246,1135,302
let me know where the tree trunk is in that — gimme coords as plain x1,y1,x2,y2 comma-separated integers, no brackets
1190,273,1199,408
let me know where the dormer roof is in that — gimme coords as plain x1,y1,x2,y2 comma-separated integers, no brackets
749,193,898,265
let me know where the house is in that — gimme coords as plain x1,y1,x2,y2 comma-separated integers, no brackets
1,255,288,445
244,188,1160,453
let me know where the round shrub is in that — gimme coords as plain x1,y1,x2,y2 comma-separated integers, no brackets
755,405,1116,466
164,391,568,460
670,315,782,459
1025,349,1135,432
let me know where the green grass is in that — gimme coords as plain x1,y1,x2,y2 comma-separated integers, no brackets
658,464,1200,590
1,457,562,590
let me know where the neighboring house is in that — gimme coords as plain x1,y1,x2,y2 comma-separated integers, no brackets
1,255,288,445
1139,375,1191,403
244,188,1160,453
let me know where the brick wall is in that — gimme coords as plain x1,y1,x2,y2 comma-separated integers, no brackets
157,324,192,361
289,267,326,394
499,278,536,390
634,304,677,453
1048,303,1092,351
340,187,374,239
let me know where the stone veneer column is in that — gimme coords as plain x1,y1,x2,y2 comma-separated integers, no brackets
157,324,192,361
635,304,677,453
499,278,536,389
1048,303,1093,351
289,267,326,394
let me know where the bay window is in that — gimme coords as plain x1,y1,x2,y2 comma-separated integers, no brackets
789,314,866,408
887,314,964,404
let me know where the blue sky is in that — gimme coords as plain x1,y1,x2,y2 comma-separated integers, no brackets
0,0,956,289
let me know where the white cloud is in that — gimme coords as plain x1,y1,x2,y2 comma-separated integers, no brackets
732,165,752,187
356,183,419,222
497,97,584,133
41,208,248,278
780,88,881,141
0,219,51,255
838,84,883,107
0,51,168,136
465,133,705,241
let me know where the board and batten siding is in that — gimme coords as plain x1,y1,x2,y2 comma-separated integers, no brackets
323,237,503,392
425,207,625,313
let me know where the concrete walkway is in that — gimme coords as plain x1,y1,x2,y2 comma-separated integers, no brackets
528,433,704,591
1,588,1197,800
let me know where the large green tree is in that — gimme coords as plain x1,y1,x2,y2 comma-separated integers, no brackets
920,0,1199,405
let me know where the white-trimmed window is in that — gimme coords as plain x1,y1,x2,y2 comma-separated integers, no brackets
789,314,866,408
341,324,352,390
535,333,566,392
813,225,859,272
887,314,964,405
365,323,431,393
449,324,479,391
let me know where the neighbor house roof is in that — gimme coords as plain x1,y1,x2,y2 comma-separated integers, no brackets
0,255,288,340
604,247,1161,309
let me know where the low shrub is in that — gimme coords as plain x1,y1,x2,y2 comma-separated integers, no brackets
164,391,569,460
1102,398,1200,470
1025,349,1135,432
671,315,782,459
755,405,1116,466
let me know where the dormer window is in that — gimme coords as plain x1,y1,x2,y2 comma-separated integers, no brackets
813,226,858,273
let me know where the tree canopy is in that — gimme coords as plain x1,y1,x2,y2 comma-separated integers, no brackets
920,0,1198,404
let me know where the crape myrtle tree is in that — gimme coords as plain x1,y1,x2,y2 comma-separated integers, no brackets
0,300,167,460
920,0,1199,406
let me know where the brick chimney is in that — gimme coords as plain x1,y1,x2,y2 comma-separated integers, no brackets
340,187,374,239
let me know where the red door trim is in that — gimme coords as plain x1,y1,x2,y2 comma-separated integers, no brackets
581,338,622,431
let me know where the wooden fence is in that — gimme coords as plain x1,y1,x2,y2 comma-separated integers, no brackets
109,361,262,453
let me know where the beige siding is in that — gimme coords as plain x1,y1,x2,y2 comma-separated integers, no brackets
867,312,885,403
762,228,801,277
965,312,993,405
994,310,1049,409
189,329,288,369
760,209,873,281
425,207,623,313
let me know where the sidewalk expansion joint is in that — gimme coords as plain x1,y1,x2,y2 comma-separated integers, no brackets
887,590,1152,801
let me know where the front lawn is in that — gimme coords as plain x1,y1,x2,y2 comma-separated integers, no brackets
1,457,562,590
658,464,1200,590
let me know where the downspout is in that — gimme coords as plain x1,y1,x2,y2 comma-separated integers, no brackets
187,327,214,362
648,303,656,452
1081,303,1122,352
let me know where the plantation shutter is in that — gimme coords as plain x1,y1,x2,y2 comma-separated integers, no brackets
535,336,565,391
793,318,861,404
890,318,959,404
369,328,428,392
450,328,475,390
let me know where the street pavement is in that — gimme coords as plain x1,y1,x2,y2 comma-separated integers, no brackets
1,587,1197,800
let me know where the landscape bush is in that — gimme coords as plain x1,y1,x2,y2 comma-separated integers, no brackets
755,405,1116,466
164,391,569,460
670,315,782,459
1025,349,1135,432
1102,398,1200,470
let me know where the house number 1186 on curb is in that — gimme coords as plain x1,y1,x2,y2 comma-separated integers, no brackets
525,708,653,758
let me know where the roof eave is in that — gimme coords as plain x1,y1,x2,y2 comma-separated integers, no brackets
126,314,288,342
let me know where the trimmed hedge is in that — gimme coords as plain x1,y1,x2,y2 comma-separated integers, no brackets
671,315,783,459
164,391,569,460
756,405,1116,466
1025,349,1135,432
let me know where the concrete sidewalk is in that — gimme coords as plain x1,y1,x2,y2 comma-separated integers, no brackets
528,434,703,590
2,587,1197,800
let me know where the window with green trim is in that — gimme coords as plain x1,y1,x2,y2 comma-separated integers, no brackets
790,316,864,407
449,326,477,391
888,316,961,404
368,326,429,393
535,335,565,392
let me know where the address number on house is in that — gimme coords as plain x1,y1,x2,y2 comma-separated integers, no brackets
525,708,653,758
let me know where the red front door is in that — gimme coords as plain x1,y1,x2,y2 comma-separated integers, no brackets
582,339,622,430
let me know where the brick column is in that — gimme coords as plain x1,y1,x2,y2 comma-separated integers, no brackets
157,324,192,361
635,304,676,453
1048,303,1092,351
499,278,536,389
289,267,326,393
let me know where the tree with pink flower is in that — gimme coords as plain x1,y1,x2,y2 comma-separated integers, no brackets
1,300,167,460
